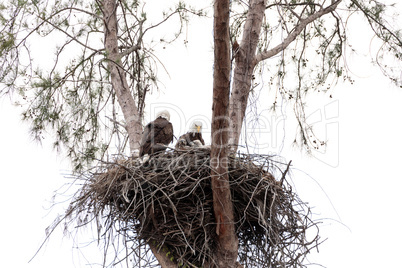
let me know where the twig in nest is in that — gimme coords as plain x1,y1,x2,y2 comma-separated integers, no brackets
49,150,321,267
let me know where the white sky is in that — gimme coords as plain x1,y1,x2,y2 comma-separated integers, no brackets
1,2,402,267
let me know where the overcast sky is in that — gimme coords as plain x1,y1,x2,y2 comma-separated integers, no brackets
1,2,402,267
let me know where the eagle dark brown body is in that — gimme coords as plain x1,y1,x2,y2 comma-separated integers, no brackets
178,132,205,146
139,117,173,156
175,132,205,150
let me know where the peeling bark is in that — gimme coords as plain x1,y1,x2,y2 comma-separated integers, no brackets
228,0,267,151
211,0,238,266
103,0,142,154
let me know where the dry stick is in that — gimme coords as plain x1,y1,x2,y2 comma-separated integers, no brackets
51,152,320,267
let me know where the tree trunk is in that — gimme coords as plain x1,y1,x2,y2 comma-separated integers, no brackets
103,1,175,267
103,0,143,155
149,243,177,268
228,0,267,152
228,0,342,152
211,0,238,267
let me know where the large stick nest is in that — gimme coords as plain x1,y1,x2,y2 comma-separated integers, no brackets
64,149,320,267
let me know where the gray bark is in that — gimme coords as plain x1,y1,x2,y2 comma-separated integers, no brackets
103,0,143,155
103,1,175,267
228,0,267,151
228,0,341,152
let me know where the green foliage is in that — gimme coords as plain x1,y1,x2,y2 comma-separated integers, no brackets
231,0,402,152
1,0,401,169
0,33,15,56
0,0,205,172
21,63,107,171
349,0,402,84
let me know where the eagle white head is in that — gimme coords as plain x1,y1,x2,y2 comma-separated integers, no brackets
189,120,202,133
156,110,170,121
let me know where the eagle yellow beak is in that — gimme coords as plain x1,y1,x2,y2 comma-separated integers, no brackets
197,125,201,132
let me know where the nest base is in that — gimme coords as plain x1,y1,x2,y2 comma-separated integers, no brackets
65,150,320,267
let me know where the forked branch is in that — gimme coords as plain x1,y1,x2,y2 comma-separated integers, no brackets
255,0,342,64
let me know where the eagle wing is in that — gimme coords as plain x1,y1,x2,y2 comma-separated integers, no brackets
175,133,188,149
175,132,205,150
140,118,173,156
139,122,152,156
194,132,205,145
188,132,205,145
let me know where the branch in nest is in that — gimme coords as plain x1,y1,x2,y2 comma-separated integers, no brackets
54,151,321,267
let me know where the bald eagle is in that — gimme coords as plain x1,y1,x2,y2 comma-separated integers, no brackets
139,110,173,156
175,120,205,149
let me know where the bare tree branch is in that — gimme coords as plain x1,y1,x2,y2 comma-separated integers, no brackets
119,44,141,57
37,15,100,53
255,0,341,64
350,0,402,46
55,6,103,21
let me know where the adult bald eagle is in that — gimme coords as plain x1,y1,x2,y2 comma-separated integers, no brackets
175,120,205,149
139,110,173,156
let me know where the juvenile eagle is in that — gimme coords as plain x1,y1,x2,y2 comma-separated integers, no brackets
139,110,173,156
175,120,205,149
